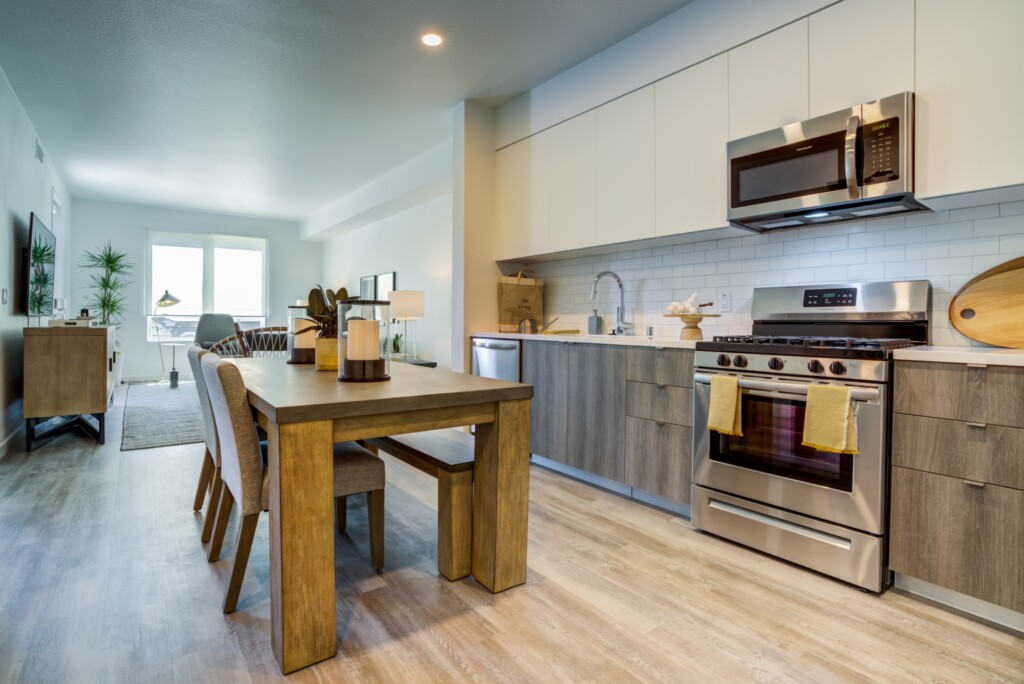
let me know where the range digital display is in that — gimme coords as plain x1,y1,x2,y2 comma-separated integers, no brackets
803,287,857,307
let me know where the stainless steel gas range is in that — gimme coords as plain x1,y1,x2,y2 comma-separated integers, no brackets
690,280,930,592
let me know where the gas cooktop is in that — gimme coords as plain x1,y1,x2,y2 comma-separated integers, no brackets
696,335,924,360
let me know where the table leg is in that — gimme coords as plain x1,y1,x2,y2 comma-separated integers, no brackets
472,398,531,592
266,419,336,673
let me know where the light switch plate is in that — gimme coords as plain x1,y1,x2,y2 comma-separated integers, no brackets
2,288,7,305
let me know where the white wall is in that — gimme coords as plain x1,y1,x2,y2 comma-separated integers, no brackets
321,195,453,369
530,202,1024,347
0,66,71,451
68,199,321,381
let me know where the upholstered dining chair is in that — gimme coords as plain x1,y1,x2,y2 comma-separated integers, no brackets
194,313,236,349
187,347,222,546
200,353,386,613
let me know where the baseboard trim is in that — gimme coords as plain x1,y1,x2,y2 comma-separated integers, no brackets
894,574,1024,634
0,422,26,461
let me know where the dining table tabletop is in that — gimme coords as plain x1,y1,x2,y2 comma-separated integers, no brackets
230,357,534,674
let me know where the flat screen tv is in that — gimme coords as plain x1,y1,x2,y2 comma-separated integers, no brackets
27,212,56,317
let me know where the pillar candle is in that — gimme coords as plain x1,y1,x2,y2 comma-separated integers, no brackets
347,320,379,361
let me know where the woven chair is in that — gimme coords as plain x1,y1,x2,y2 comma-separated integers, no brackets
200,354,386,613
208,326,288,358
186,347,223,547
208,333,247,358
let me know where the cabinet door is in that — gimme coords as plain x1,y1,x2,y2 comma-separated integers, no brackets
548,111,598,253
626,347,694,388
625,417,692,504
891,467,1024,612
565,344,626,480
521,341,568,461
655,54,729,236
809,0,915,117
495,134,549,260
728,19,809,140
595,87,656,247
894,361,1024,428
916,0,1024,199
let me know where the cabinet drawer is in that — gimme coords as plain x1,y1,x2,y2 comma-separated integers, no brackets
624,417,692,504
626,347,693,387
626,381,692,427
893,414,1024,490
894,361,1024,428
890,466,1024,612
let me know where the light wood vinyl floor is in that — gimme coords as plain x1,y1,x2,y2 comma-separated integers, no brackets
0,386,1021,683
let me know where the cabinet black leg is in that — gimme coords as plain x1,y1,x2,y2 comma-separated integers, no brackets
97,414,105,445
25,418,35,452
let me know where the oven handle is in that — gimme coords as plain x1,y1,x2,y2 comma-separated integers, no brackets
693,373,880,402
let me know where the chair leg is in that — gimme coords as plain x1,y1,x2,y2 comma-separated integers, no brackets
368,489,384,571
437,470,473,581
223,513,259,613
193,449,214,511
208,482,235,562
335,496,347,534
201,468,222,543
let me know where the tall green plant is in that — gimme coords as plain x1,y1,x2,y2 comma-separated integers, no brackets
81,242,132,326
28,238,56,315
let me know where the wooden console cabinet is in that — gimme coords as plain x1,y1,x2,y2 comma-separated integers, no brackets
24,326,117,451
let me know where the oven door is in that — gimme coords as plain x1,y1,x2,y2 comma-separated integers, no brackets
692,372,886,534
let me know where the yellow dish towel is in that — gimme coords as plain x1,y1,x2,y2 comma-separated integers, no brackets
708,375,743,436
802,384,858,454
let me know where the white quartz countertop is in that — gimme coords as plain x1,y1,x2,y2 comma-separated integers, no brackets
893,346,1024,367
470,331,697,350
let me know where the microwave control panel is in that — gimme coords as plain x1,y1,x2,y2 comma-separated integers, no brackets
861,116,900,185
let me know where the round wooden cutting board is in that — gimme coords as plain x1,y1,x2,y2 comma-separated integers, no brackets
949,256,1024,348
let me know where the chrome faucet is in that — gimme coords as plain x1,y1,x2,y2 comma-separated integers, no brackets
590,271,631,335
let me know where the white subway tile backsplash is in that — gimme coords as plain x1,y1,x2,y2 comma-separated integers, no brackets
532,203,1023,347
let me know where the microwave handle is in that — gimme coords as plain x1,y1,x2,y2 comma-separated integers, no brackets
845,114,861,199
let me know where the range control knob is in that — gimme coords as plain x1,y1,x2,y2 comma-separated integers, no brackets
768,357,785,371
732,355,749,368
807,360,825,374
716,354,731,367
829,361,848,375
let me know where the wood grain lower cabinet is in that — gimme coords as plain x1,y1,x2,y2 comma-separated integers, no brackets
625,417,692,504
565,344,626,481
24,326,116,450
521,341,567,461
626,347,693,388
890,466,1024,612
894,361,1024,428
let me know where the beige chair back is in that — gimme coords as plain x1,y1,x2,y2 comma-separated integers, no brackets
187,347,220,467
200,354,264,516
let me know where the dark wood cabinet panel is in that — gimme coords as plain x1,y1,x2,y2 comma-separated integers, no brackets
893,413,1024,490
624,417,692,504
626,347,693,388
890,467,1024,612
894,361,1024,428
521,341,568,462
626,381,692,427
565,344,626,481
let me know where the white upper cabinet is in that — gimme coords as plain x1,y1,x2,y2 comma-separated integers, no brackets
655,54,729,237
916,0,1024,200
594,86,656,246
728,19,809,141
548,111,598,253
495,133,549,261
809,0,915,117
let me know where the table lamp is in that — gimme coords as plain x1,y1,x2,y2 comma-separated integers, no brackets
154,290,180,384
388,290,424,358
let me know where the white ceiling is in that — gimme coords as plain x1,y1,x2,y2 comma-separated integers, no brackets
0,0,694,220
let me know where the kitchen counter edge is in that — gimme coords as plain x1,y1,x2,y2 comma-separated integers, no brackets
893,345,1024,367
470,332,697,350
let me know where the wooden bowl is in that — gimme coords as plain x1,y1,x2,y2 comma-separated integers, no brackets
663,313,721,341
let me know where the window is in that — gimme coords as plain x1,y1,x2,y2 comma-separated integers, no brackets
147,232,267,342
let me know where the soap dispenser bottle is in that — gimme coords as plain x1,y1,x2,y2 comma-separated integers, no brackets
588,309,603,334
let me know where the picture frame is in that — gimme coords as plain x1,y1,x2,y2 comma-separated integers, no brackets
375,272,395,303
359,275,375,301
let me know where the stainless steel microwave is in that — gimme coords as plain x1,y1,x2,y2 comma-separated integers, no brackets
727,92,928,231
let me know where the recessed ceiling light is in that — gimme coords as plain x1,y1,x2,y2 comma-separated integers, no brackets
421,33,443,47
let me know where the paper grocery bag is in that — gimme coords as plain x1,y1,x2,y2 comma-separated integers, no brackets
498,270,544,332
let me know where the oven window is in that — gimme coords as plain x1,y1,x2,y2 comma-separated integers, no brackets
710,394,854,491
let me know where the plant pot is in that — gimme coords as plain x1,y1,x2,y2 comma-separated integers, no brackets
315,336,338,371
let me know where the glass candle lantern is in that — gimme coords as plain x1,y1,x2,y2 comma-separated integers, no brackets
287,303,316,364
338,299,391,382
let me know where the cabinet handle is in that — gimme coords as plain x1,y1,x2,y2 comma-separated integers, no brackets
655,421,665,427
109,358,113,372
963,480,985,489
656,383,666,389
966,363,987,369
966,422,987,429
654,347,665,351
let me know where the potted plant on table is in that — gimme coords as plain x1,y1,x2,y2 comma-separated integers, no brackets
81,242,132,385
301,285,349,371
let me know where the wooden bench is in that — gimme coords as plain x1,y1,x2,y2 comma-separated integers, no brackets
365,429,474,581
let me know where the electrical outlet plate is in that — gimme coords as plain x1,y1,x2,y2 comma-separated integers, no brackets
719,292,731,313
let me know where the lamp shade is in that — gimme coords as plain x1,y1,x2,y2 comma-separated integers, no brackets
155,290,180,308
388,290,424,320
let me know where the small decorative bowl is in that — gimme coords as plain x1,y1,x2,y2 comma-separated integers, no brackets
663,313,721,341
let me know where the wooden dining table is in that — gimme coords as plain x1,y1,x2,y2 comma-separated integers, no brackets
230,358,533,674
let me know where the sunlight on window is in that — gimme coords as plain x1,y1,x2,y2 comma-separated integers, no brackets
214,248,264,316
152,245,203,314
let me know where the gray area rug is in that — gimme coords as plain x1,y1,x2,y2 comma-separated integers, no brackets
121,382,205,451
